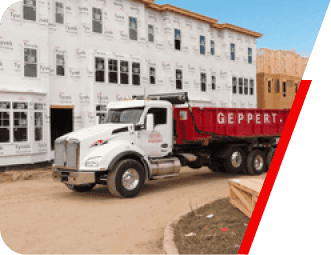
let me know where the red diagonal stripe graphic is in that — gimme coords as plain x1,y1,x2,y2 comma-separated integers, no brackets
239,80,312,254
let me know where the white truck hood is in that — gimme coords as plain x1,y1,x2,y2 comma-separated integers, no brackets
69,124,129,141
55,123,136,169
56,123,130,143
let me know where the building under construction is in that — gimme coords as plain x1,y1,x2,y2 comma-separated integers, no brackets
0,0,262,167
256,48,308,109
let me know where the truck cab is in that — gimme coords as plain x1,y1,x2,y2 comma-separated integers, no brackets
52,98,181,198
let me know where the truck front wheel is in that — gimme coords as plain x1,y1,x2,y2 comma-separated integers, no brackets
107,159,145,198
224,148,246,174
66,183,96,193
246,150,265,175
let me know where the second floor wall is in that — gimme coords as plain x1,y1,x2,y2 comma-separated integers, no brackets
0,0,261,108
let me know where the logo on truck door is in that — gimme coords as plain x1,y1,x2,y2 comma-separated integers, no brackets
179,111,188,120
148,131,163,143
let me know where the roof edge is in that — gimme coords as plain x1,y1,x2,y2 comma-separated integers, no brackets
213,23,263,38
144,2,262,38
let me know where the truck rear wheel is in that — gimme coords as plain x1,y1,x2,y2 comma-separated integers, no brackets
246,150,265,175
107,159,145,198
224,148,246,174
66,183,96,193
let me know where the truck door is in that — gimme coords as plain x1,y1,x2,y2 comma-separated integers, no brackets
139,107,172,158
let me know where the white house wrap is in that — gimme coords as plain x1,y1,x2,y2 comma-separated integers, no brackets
0,0,262,167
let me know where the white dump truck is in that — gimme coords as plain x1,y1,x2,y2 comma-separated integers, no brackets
52,93,289,198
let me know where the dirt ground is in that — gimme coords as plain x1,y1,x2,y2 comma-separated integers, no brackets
174,198,250,254
0,167,266,254
0,169,52,183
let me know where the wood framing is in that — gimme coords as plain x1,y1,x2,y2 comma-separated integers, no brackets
229,179,264,218
50,105,74,109
212,23,263,38
256,48,308,109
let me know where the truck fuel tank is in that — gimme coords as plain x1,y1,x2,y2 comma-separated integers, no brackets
149,157,181,177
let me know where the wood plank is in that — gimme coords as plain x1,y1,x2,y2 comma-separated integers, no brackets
230,179,263,196
229,186,253,213
229,185,236,200
231,182,259,197
50,105,74,109
229,178,264,218
237,179,263,193
230,199,252,218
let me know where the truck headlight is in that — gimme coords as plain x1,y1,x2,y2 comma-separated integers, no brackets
85,157,102,168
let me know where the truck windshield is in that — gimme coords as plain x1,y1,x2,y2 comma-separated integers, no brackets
104,107,144,124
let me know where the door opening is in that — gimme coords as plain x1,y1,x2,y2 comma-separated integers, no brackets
50,107,73,149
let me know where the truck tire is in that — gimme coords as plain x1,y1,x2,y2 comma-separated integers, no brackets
246,150,265,175
266,147,276,171
107,159,145,198
187,160,203,169
224,148,246,174
66,183,96,193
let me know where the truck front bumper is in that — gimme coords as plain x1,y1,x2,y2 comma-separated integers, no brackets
52,168,95,185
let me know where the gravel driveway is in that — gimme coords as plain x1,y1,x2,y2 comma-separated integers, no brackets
0,167,266,254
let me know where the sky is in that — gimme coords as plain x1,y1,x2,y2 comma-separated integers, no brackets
156,0,330,56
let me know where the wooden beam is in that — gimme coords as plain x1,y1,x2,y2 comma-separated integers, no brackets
230,199,252,218
213,23,263,38
50,105,74,109
161,4,218,24
229,179,263,218
230,186,254,213
257,72,304,81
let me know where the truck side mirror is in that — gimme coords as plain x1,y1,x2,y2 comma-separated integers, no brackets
146,114,154,132
128,124,135,134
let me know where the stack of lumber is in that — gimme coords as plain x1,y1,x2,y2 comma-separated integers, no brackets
229,178,264,218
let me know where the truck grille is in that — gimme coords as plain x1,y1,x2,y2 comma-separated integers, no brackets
54,139,80,169
54,142,65,166
66,141,79,169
